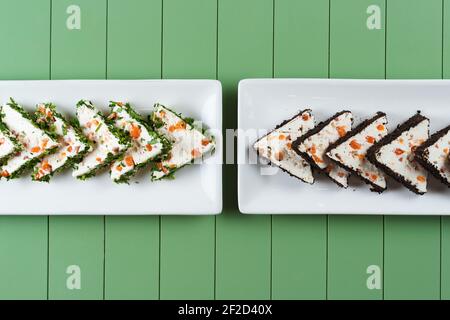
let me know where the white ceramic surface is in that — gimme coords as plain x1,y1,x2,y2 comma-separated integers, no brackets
238,78,450,215
0,80,222,215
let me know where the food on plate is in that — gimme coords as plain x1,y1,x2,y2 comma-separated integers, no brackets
414,125,450,188
293,110,352,187
72,100,130,180
326,112,388,192
32,103,91,182
367,112,429,195
253,109,315,184
0,117,22,166
149,103,215,180
0,98,59,180
109,101,169,183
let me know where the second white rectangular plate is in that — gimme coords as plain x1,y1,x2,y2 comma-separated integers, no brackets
0,80,222,215
238,78,450,215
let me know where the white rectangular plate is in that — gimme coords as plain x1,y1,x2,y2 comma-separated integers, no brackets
0,80,222,215
238,78,450,215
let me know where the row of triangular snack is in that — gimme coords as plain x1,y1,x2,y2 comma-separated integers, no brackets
254,109,450,195
0,99,215,183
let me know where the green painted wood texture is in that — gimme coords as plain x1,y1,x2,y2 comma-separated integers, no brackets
443,0,450,300
51,0,107,79
104,0,161,300
105,216,159,300
49,0,106,300
159,0,217,300
107,0,162,80
272,0,328,300
216,0,272,299
0,0,50,300
327,0,385,300
49,217,104,299
0,217,48,299
442,216,450,299
384,0,442,300
0,0,449,300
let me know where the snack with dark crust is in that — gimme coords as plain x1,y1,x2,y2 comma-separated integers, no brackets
326,112,388,193
292,110,352,187
367,113,429,195
253,109,315,183
414,125,450,188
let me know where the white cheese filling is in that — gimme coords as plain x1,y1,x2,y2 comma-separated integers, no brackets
151,104,214,180
33,104,89,180
376,118,429,193
110,103,164,181
297,111,352,187
327,115,388,190
0,103,58,178
423,128,450,184
254,110,315,184
73,102,126,177
0,130,16,160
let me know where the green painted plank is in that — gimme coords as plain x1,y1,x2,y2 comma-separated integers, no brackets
327,0,385,300
0,0,50,300
272,216,326,299
51,0,107,79
384,217,440,300
216,0,272,300
104,216,159,300
160,217,215,299
444,0,450,78
162,0,217,78
48,0,106,300
48,217,104,300
272,0,328,300
103,0,161,300
328,216,383,299
274,0,329,78
107,0,162,79
330,0,385,79
0,217,48,300
159,0,217,300
384,0,442,300
386,0,442,79
0,0,50,80
443,0,450,300
442,217,450,299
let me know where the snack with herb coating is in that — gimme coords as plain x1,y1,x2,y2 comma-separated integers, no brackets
72,100,130,180
0,98,59,180
149,103,215,180
109,101,170,183
32,103,91,182
0,118,22,167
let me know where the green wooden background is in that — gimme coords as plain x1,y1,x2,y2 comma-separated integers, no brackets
0,0,448,300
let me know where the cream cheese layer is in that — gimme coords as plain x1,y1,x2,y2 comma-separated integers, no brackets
327,114,388,190
297,111,352,187
150,104,214,180
0,101,58,179
254,110,315,184
376,118,429,194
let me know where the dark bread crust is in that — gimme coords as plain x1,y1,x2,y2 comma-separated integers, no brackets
414,124,450,188
253,109,314,184
292,110,352,188
366,112,429,195
325,112,387,193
